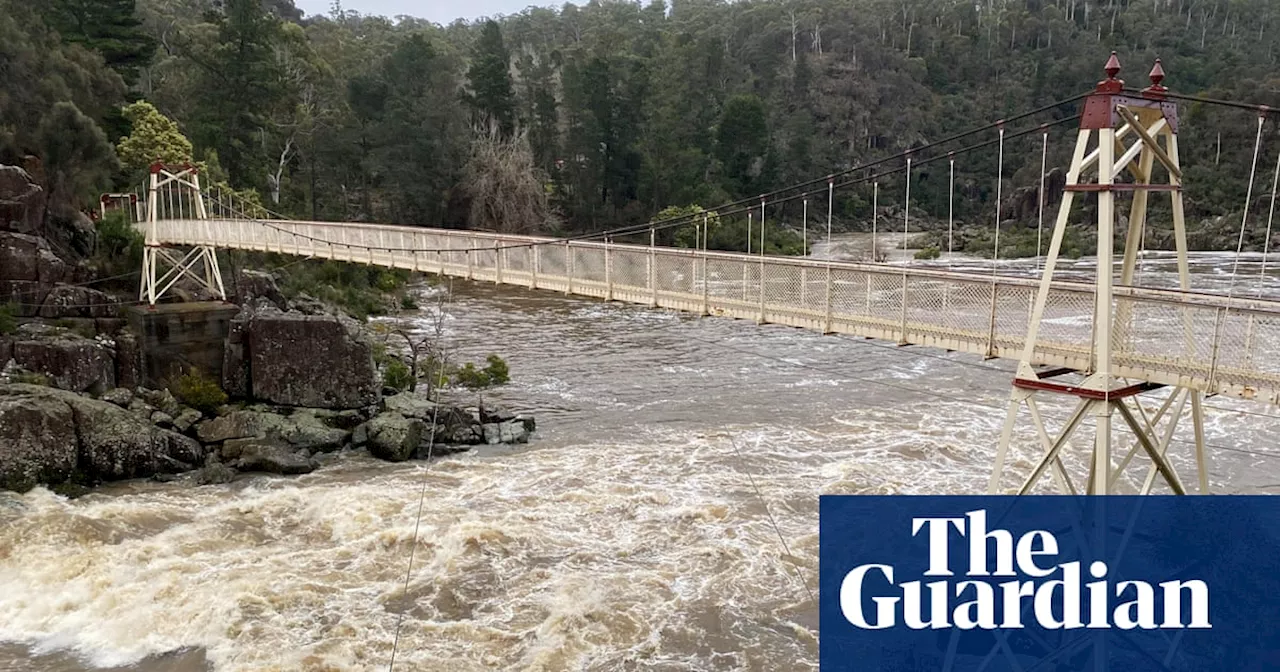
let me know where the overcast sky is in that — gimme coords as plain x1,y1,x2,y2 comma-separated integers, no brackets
294,0,570,23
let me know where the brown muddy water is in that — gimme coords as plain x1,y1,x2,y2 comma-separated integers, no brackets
2,252,1278,671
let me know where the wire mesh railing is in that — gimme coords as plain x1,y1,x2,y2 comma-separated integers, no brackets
146,215,1280,404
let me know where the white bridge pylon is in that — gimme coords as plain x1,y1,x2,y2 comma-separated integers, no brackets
989,55,1208,496
139,163,227,306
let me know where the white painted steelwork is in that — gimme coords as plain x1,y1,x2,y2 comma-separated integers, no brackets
145,215,1280,407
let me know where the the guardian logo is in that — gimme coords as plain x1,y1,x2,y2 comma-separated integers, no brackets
840,510,1211,631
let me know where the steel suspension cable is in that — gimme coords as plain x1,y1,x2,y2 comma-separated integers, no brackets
948,154,955,260
993,124,1006,273
1208,113,1267,387
1037,128,1048,271
215,115,1083,256
1259,150,1280,296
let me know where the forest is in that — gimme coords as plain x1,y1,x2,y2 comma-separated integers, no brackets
4,0,1280,253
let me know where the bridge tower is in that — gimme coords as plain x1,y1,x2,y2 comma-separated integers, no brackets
139,163,227,306
988,55,1208,496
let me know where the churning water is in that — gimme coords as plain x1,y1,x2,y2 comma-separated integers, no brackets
3,242,1278,671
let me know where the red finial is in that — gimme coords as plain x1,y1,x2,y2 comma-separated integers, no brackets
1094,52,1124,94
1142,58,1168,99
1105,52,1121,79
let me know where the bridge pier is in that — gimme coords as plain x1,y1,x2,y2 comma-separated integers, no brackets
988,55,1209,495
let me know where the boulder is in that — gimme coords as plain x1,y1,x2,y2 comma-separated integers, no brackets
195,410,288,444
38,285,119,319
172,407,202,433
0,165,46,235
0,232,64,284
11,328,116,393
478,404,516,424
281,410,350,453
482,420,530,446
364,412,425,462
113,329,142,390
235,269,287,310
231,439,317,475
287,293,331,316
246,312,379,409
71,395,204,479
136,388,182,417
0,387,78,492
383,392,440,419
0,384,203,490
385,392,482,443
151,410,175,428
194,462,237,485
195,408,348,454
100,387,133,407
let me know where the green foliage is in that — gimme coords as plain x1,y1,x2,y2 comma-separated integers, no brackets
453,354,510,390
914,246,941,260
467,21,516,136
37,102,118,206
38,0,156,86
93,210,143,277
716,95,770,195
253,254,410,320
0,2,124,162
172,368,228,414
117,101,194,177
0,303,17,335
382,358,412,392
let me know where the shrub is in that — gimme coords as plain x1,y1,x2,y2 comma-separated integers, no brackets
383,358,413,392
453,354,511,389
0,303,16,335
174,368,228,414
482,354,510,386
914,246,941,260
453,362,487,389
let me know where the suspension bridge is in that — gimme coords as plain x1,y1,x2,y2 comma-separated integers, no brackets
123,54,1280,497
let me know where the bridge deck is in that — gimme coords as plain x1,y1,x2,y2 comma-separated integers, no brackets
150,218,1280,405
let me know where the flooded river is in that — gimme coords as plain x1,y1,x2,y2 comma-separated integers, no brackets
3,244,1279,671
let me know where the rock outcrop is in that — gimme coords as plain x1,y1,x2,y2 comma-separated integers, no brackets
234,269,287,310
6,324,116,393
0,165,46,235
0,384,204,491
229,306,380,409
0,389,78,492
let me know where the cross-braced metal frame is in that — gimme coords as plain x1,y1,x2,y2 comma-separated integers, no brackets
989,55,1209,496
139,163,227,306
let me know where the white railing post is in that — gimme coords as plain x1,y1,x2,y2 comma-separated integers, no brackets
565,240,573,295
649,228,657,307
824,266,834,334
495,238,503,285
605,237,613,301
899,273,909,344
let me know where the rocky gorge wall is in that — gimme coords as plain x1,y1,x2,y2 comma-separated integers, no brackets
0,165,535,494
